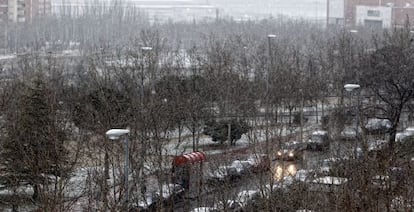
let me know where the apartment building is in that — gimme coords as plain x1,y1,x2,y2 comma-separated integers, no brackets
346,0,414,28
0,0,51,22
25,0,52,21
0,0,8,22
2,0,26,22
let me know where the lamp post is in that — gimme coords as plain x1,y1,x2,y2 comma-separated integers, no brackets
106,129,130,208
140,46,153,106
344,84,360,159
266,34,276,154
299,89,304,143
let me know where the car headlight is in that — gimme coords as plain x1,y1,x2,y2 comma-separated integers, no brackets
277,151,282,156
288,152,294,157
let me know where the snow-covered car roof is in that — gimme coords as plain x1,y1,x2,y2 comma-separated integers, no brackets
190,207,220,212
156,183,184,199
312,130,328,136
311,176,348,185
365,118,391,129
294,169,313,182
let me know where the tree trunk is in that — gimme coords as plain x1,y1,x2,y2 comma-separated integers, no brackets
32,183,39,201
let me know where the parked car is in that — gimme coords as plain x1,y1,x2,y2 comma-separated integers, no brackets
308,176,348,193
217,190,262,212
207,159,252,183
365,118,391,134
207,165,238,183
294,169,315,183
246,154,270,173
265,176,294,192
316,157,351,177
133,183,184,211
160,183,185,204
307,130,330,151
391,196,412,211
275,141,307,161
366,139,388,158
367,139,388,152
370,167,405,191
340,126,362,140
190,207,220,212
230,160,252,176
395,127,414,142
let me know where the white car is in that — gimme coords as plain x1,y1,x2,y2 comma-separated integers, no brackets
316,157,349,176
245,154,270,172
367,139,388,152
294,169,314,182
365,118,391,133
209,160,251,180
190,207,220,212
340,126,362,140
309,176,348,193
234,190,261,208
139,183,184,209
395,127,414,142
230,160,253,176
207,166,238,182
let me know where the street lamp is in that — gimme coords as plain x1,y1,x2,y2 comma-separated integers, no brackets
106,129,130,208
344,84,360,159
140,47,153,106
141,46,153,51
344,84,360,92
267,34,276,90
266,34,276,154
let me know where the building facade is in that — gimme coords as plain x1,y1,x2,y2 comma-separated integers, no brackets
25,0,52,21
345,0,414,28
0,0,51,22
0,0,25,22
51,0,216,22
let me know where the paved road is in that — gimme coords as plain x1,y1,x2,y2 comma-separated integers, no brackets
172,139,359,211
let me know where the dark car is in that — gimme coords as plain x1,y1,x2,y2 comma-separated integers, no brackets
275,141,307,161
137,183,184,211
307,130,330,151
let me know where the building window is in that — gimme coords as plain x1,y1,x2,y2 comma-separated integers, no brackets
364,20,383,28
367,10,380,17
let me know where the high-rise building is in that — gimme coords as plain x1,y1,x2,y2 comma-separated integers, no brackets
0,0,8,22
25,0,51,21
0,0,51,22
0,0,25,22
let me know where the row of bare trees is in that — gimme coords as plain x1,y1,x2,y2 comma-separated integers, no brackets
0,10,413,211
